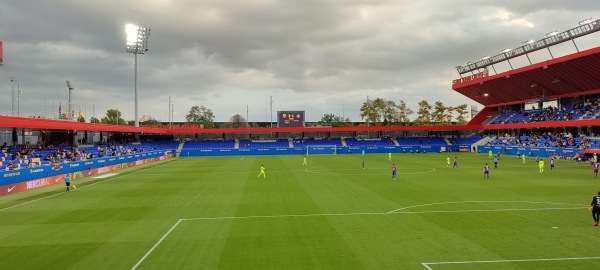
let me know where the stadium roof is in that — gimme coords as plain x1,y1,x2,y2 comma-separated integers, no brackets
452,46,600,107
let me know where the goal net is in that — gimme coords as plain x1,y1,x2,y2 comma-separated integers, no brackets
306,145,337,155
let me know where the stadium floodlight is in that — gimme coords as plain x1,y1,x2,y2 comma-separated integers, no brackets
501,48,512,53
579,18,593,25
522,40,535,45
483,93,489,97
125,24,151,127
480,56,490,60
545,30,559,37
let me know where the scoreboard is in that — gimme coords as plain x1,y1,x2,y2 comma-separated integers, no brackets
278,111,305,128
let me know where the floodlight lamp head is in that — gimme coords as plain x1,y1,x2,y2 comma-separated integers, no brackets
483,93,489,97
501,48,512,53
545,30,559,37
523,39,535,44
480,56,490,60
579,18,593,25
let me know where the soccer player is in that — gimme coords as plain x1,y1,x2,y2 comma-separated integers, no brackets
588,191,600,226
484,163,490,179
392,164,397,180
522,154,526,164
493,157,498,169
362,158,365,169
594,162,599,178
538,159,545,173
388,152,392,162
257,165,266,178
65,173,71,192
488,150,492,160
453,157,458,169
594,153,598,164
303,155,307,166
447,156,451,168
536,156,540,165
550,158,555,171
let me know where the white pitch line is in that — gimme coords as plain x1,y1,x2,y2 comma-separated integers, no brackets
422,256,600,269
131,219,183,270
182,206,583,221
0,159,176,212
387,200,584,214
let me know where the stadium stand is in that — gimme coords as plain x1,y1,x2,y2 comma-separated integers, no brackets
238,139,289,148
396,137,448,145
182,140,236,149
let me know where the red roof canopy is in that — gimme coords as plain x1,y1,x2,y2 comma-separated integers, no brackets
452,46,600,107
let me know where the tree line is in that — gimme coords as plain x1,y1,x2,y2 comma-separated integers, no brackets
87,99,469,127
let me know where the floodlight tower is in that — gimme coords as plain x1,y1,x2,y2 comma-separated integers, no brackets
66,80,74,120
125,24,151,127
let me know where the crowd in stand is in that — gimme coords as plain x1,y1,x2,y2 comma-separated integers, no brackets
488,132,597,149
1,141,150,171
494,99,600,124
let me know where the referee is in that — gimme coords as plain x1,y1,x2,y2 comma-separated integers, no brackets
589,191,600,226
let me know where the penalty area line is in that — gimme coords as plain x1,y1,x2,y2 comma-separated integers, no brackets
131,219,183,270
422,256,600,269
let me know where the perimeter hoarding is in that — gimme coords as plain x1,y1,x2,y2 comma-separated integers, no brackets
278,111,305,128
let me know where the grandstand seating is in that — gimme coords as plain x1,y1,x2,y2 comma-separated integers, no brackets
182,140,235,149
490,105,596,124
238,139,289,148
396,137,447,145
345,138,394,146
489,133,600,149
448,137,482,145
295,139,343,147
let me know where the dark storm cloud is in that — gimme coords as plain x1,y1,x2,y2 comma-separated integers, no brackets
0,0,599,121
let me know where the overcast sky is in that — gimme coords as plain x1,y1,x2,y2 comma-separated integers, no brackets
1,1,599,123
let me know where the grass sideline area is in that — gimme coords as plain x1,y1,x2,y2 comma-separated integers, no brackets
0,153,598,269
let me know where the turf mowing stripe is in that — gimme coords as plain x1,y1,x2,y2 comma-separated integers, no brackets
421,256,600,269
131,219,183,270
180,206,584,221
0,159,176,212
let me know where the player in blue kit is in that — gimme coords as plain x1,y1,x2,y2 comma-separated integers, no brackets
550,158,555,171
483,163,490,179
453,157,458,169
392,164,397,180
594,163,599,178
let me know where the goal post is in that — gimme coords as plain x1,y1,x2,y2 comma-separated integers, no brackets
306,145,337,156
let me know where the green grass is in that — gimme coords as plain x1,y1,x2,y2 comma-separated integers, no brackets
0,153,599,269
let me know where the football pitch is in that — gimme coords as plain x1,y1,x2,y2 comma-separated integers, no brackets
1,153,599,269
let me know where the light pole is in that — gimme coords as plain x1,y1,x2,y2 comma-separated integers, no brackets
125,24,151,127
10,77,15,116
66,80,73,120
17,82,21,117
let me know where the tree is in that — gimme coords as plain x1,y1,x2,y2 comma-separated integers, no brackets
77,115,85,122
431,101,446,125
360,98,387,125
383,100,398,125
141,119,161,126
455,104,469,125
186,105,215,128
413,100,432,126
443,106,455,125
396,100,413,124
228,114,248,128
100,109,125,125
319,113,351,127
89,117,100,124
